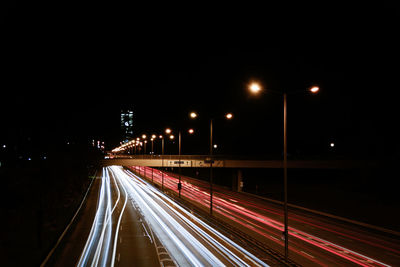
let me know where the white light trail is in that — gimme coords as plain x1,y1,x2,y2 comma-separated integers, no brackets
109,168,128,267
77,166,270,266
77,168,120,267
114,166,269,266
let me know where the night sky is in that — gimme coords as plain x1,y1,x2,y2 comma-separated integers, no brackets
1,2,399,160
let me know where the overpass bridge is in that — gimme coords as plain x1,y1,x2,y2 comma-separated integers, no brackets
102,155,366,169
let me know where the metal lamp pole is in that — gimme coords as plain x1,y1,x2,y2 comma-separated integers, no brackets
161,136,164,191
189,112,232,216
209,119,214,215
283,93,289,260
178,131,182,197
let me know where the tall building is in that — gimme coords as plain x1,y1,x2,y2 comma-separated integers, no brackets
120,109,134,143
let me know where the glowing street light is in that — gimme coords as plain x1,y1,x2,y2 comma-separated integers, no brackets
165,128,172,134
249,82,262,94
190,112,198,119
169,134,175,140
225,113,233,119
190,111,233,215
151,136,156,155
142,134,147,139
310,86,320,93
249,80,319,260
188,128,194,134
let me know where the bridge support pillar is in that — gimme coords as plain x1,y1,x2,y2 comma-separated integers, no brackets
233,169,243,192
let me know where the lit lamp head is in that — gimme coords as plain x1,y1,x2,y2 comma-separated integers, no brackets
165,128,172,134
142,134,147,139
225,113,233,119
188,128,194,134
190,112,198,119
249,82,262,94
310,86,320,93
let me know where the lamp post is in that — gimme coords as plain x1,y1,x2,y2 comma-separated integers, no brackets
165,128,193,198
151,134,157,155
283,92,288,259
248,82,319,260
209,119,214,215
178,130,182,197
190,112,233,215
160,135,165,191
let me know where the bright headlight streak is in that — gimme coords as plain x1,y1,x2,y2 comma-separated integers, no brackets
109,167,128,267
78,168,121,267
92,168,114,267
113,167,206,266
98,168,123,266
143,186,268,266
131,172,268,267
127,180,251,265
77,168,108,267
120,168,268,266
116,168,223,266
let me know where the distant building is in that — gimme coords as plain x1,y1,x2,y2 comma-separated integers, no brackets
121,109,134,143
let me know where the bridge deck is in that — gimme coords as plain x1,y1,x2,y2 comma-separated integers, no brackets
103,155,366,169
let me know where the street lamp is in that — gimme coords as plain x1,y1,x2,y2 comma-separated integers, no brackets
151,134,157,155
164,128,195,198
248,81,319,260
249,82,262,94
190,112,198,119
159,135,165,190
190,111,233,215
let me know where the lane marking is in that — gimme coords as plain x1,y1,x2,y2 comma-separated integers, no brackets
301,250,315,259
110,167,128,267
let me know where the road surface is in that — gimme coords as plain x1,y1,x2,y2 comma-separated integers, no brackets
50,166,274,266
130,166,400,266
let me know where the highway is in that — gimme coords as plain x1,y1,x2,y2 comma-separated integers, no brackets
130,166,400,266
55,166,272,266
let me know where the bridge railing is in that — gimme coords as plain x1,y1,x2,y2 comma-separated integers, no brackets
107,154,279,160
109,154,230,160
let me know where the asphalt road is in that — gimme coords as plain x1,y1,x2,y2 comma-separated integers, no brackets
50,166,273,266
130,166,400,266
50,167,161,267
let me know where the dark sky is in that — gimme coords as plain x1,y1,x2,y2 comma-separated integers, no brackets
1,2,399,158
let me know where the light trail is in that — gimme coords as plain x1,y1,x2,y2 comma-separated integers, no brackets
77,166,270,266
130,166,395,267
77,168,120,267
113,166,269,266
109,168,128,267
77,168,109,267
